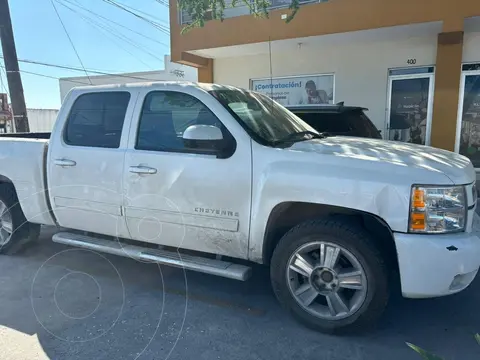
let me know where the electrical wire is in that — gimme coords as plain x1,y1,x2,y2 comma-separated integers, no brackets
0,56,131,75
5,68,92,85
101,0,170,35
56,0,166,64
0,56,164,81
50,0,92,84
155,0,170,8
0,64,10,96
107,0,168,22
59,0,168,47
55,0,162,68
104,0,169,32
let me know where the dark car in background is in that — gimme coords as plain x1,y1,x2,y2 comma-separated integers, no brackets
288,104,382,139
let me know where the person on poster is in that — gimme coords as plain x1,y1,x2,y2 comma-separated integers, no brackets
304,80,329,104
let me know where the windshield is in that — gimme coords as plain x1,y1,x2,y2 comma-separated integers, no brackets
209,89,318,145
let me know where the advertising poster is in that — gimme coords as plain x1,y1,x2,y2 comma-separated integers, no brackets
251,74,334,107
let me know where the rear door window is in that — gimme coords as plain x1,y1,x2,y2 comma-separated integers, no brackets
64,92,131,148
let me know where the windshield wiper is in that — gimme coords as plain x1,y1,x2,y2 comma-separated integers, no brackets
273,131,327,147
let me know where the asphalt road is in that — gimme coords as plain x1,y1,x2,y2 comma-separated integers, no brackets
1,225,480,360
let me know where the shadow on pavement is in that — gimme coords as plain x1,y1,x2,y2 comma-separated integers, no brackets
0,225,479,360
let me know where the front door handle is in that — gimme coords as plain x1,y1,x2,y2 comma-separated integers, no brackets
54,159,76,167
129,166,157,175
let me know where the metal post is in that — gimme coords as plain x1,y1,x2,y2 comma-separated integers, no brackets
0,0,29,132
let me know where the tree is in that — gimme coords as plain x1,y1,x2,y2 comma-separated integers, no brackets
178,0,300,33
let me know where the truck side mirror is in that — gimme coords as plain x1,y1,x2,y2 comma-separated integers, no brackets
182,125,225,154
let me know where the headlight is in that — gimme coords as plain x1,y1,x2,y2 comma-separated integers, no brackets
409,185,466,233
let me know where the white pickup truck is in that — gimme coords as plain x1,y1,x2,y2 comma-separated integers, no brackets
0,82,479,333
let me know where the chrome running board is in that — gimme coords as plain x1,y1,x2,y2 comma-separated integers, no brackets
52,232,252,281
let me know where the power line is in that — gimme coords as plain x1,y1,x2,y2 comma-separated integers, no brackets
58,0,165,64
110,0,168,22
155,0,170,7
0,56,165,82
106,0,170,30
1,56,125,75
55,0,163,68
50,0,92,84
5,68,91,85
59,0,168,47
1,51,137,74
0,64,10,95
101,0,170,35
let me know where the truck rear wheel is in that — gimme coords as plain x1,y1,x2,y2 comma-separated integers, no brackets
0,184,41,255
270,218,389,333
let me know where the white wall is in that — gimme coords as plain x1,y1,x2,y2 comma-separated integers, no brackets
214,35,438,133
463,31,480,63
59,55,198,102
26,109,59,132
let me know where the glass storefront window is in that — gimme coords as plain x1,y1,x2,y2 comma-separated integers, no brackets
458,72,480,168
388,76,432,145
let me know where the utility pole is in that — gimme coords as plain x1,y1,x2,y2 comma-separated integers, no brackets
0,0,29,132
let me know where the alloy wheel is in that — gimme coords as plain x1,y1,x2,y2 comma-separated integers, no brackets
286,241,367,321
0,199,13,246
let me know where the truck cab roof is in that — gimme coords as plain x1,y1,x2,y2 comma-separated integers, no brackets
286,104,368,113
67,81,240,94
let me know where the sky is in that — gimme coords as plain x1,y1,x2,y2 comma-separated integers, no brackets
0,0,170,109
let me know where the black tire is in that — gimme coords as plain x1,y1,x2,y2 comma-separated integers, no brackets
270,218,389,334
0,183,41,255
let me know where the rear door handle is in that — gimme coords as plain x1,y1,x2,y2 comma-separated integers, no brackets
129,166,157,175
54,159,76,167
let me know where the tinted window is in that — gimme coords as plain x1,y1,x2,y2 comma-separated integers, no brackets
348,111,382,139
293,110,381,139
136,91,223,152
64,92,130,148
295,112,351,133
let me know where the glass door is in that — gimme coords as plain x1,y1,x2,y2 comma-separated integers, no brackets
455,69,480,168
386,74,435,145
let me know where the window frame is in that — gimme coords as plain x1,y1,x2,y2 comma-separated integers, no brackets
62,91,131,149
134,90,236,158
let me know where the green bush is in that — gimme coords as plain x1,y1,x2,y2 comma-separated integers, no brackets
407,334,480,359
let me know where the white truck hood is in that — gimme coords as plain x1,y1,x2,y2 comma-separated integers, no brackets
289,136,475,185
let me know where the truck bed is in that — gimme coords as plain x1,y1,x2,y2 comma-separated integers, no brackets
0,132,50,139
0,136,55,226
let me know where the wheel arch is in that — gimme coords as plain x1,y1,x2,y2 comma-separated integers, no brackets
0,175,25,216
262,202,398,277
0,174,14,185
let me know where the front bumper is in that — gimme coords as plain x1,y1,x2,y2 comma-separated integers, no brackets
394,221,480,298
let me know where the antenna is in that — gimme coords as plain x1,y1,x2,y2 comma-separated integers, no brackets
268,36,273,106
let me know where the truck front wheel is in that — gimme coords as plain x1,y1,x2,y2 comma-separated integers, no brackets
0,184,41,255
270,219,389,333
